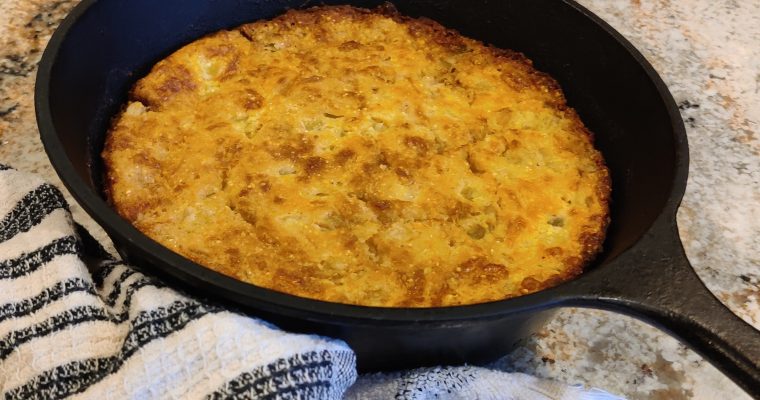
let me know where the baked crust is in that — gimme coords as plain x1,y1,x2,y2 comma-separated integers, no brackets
103,4,611,307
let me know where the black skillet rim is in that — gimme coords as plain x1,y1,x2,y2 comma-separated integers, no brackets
35,0,688,326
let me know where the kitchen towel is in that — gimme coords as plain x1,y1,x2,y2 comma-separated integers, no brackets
0,164,623,399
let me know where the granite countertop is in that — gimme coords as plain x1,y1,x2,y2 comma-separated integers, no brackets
0,1,757,399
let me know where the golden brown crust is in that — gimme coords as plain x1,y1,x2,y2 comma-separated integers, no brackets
103,3,611,307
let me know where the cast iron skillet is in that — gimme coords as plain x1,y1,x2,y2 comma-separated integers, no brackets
35,0,759,396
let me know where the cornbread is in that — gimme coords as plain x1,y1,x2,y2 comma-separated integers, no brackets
103,4,610,307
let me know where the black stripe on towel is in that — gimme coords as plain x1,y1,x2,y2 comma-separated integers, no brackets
6,300,221,400
92,260,124,288
0,305,110,361
123,301,222,358
395,366,477,399
0,277,95,323
77,266,167,322
0,236,81,280
0,164,11,171
120,276,166,309
103,268,138,307
108,276,168,320
0,183,68,242
206,350,338,400
260,382,331,400
96,266,168,315
5,356,117,400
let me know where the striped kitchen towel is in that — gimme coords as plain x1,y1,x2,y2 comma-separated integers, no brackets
0,164,624,400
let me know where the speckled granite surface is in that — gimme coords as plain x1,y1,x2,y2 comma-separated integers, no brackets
0,1,757,399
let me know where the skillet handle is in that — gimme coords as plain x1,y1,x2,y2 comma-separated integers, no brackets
566,213,760,398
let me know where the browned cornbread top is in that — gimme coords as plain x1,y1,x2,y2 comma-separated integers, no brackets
103,4,610,307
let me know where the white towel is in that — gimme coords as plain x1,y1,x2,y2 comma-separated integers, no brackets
0,165,624,400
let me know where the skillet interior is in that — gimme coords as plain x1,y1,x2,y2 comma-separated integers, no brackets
37,0,682,370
